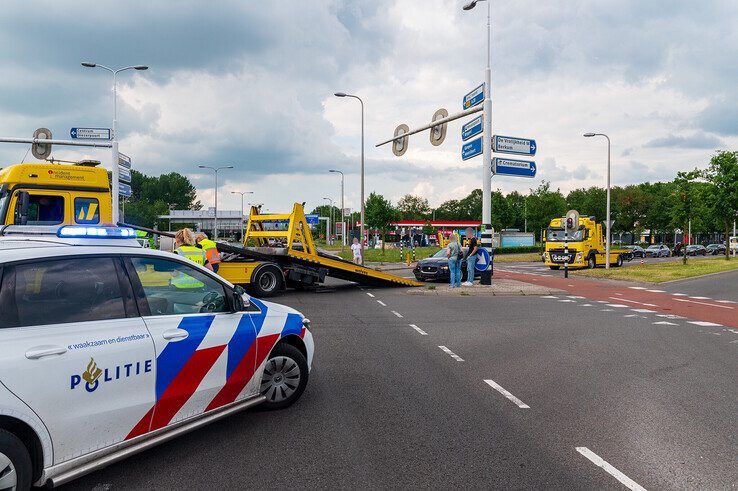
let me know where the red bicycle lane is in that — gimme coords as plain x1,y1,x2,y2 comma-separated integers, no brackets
496,270,738,328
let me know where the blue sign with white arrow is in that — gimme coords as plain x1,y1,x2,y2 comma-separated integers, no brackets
492,135,536,156
462,137,483,160
461,115,483,141
70,127,111,140
463,83,485,110
492,158,537,178
119,182,133,197
305,214,320,225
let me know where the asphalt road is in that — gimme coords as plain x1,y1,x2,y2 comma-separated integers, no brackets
659,268,738,303
64,279,736,490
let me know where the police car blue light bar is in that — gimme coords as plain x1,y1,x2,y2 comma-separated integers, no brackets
57,226,136,238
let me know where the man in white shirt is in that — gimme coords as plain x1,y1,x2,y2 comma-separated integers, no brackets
351,237,363,265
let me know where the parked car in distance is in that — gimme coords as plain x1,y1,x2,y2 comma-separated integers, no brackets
623,245,646,258
683,244,707,256
413,247,481,282
706,243,727,255
644,244,671,257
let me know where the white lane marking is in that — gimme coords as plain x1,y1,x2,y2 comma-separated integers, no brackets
613,292,623,295
559,299,576,303
606,304,629,308
483,379,530,409
656,314,684,319
646,289,665,293
567,295,586,299
623,314,639,318
438,346,464,362
674,298,734,309
689,296,710,300
653,321,678,325
631,308,656,313
366,292,375,298
580,304,593,307
391,311,404,318
610,297,658,307
717,299,737,304
542,295,558,299
601,308,614,312
377,300,387,306
575,447,647,491
596,300,609,304
688,321,723,327
671,292,688,296
408,324,427,335
628,286,648,290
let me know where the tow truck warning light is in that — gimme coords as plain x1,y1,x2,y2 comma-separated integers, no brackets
57,226,136,238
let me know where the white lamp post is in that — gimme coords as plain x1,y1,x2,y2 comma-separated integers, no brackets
198,165,233,240
329,169,345,250
81,62,148,224
584,132,612,269
334,93,364,253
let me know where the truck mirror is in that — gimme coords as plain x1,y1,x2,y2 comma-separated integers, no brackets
14,191,30,225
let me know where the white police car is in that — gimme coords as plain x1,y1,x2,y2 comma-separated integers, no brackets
0,225,314,489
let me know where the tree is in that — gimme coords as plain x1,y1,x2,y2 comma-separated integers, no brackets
671,170,700,263
123,170,201,228
310,204,341,239
396,194,430,220
612,185,649,243
364,192,398,251
566,187,607,223
702,150,738,259
525,182,566,239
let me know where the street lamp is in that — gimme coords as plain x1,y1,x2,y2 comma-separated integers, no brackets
198,165,233,240
584,132,612,269
323,197,334,245
231,190,253,235
329,169,345,250
82,62,148,224
334,92,365,253
462,0,493,252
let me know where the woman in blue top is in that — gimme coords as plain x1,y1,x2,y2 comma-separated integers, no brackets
446,235,462,288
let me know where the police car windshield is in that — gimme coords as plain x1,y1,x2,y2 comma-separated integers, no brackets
547,227,584,242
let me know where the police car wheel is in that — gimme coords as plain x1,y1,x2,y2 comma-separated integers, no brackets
0,429,32,491
251,266,283,298
259,344,308,410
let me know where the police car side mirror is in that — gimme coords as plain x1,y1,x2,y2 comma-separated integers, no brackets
232,285,249,311
14,191,30,225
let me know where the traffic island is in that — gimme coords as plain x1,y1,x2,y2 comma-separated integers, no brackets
406,279,563,296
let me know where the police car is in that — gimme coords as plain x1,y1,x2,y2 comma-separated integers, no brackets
0,225,314,489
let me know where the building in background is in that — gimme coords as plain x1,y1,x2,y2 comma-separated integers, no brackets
160,207,245,237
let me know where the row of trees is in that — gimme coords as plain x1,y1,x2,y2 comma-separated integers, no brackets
122,170,201,229
312,151,737,252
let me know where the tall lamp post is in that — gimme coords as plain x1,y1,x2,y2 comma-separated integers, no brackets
334,92,365,253
584,132,612,269
81,62,148,224
198,165,233,240
329,169,345,250
462,0,494,285
323,197,334,244
231,190,253,237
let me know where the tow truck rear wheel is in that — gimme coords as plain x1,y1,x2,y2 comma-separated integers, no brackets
250,264,283,298
587,255,596,269
0,429,32,491
615,254,623,267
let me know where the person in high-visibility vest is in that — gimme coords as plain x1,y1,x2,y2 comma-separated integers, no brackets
196,232,221,273
172,228,211,288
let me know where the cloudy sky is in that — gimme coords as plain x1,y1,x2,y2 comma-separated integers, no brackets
1,0,735,213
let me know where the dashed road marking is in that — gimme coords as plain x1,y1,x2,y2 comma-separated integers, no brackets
606,304,629,308
542,295,558,299
567,295,585,299
612,297,658,307
717,300,737,304
688,321,723,327
631,308,656,313
408,324,427,335
391,311,403,318
559,299,576,303
674,298,733,309
596,300,609,304
366,292,375,298
377,300,387,306
575,447,646,491
656,314,684,319
646,289,665,293
653,321,678,325
689,296,710,300
483,379,530,409
628,286,648,290
671,292,688,296
438,346,464,361
579,304,593,307
601,308,614,312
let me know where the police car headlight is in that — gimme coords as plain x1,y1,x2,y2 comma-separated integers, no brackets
302,318,312,331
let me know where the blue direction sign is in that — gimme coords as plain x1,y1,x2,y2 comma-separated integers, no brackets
305,214,320,225
493,158,537,178
118,153,131,169
119,182,133,198
119,166,132,184
463,83,484,110
493,135,537,156
70,127,111,140
462,137,483,160
474,248,491,272
461,115,483,141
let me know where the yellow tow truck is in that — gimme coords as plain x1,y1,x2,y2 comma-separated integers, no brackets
0,161,112,226
543,216,630,269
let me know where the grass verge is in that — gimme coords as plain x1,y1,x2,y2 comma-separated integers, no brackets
493,252,543,263
573,258,738,282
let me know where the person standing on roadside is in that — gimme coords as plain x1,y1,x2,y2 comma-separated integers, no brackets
351,237,363,265
462,227,478,286
446,234,462,288
196,232,222,273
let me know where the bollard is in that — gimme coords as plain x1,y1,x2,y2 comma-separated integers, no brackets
406,252,411,266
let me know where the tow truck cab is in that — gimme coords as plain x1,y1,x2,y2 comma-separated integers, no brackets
0,161,112,226
543,216,627,269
